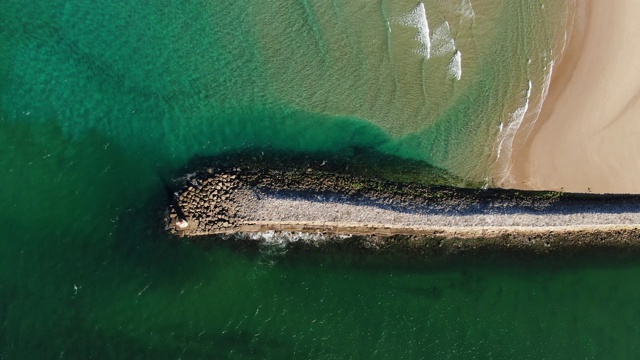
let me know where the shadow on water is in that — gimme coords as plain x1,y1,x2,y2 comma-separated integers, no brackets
178,146,468,187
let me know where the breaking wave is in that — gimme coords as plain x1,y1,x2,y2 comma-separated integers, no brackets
398,2,431,59
494,80,533,181
448,50,462,80
459,0,476,19
432,22,456,57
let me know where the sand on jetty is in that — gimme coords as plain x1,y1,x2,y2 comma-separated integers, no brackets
503,0,640,194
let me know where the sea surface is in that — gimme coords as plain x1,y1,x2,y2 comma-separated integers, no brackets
3,0,640,358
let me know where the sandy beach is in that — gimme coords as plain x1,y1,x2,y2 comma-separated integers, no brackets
503,0,640,194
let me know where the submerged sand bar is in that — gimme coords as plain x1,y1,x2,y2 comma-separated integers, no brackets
166,164,640,248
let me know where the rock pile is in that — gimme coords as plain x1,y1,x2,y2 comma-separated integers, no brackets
168,174,241,235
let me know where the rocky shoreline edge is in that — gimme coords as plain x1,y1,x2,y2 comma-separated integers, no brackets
163,158,640,254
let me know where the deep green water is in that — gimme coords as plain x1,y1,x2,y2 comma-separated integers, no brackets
3,0,640,358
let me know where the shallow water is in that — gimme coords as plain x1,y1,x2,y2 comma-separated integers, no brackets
4,0,638,359
2,0,573,181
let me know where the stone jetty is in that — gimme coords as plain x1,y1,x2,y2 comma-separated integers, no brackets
164,159,640,253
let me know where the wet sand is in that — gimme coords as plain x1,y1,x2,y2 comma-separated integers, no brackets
504,1,640,194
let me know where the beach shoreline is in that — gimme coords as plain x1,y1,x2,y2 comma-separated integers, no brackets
503,0,640,194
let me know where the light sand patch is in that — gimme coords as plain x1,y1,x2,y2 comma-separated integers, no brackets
505,1,640,194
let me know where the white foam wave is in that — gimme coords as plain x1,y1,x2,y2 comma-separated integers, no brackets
398,2,431,59
431,22,456,56
246,231,340,244
512,61,555,147
448,50,462,80
459,0,475,19
540,61,555,110
495,80,532,174
492,57,558,184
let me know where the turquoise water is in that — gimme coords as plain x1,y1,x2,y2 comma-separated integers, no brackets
1,0,573,180
4,0,640,358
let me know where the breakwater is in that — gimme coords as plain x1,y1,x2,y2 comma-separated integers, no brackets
164,156,640,253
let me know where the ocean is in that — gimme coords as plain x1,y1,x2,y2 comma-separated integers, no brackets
3,0,639,358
